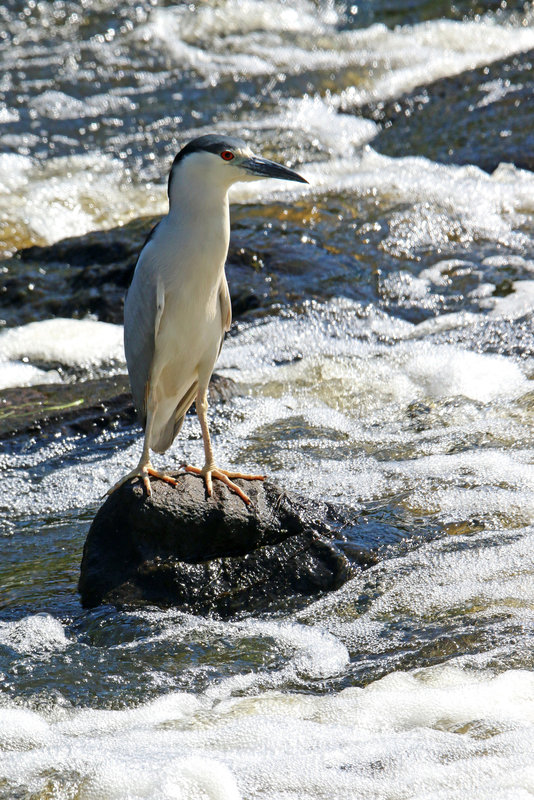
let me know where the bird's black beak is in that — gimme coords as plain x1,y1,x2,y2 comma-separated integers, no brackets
242,156,308,184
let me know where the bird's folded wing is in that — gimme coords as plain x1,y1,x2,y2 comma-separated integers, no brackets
218,275,232,354
124,247,163,429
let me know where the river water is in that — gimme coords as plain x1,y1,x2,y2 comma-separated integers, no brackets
1,1,534,798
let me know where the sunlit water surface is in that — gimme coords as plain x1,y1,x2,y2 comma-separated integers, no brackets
1,1,534,798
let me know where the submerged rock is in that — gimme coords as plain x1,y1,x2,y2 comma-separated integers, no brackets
78,474,374,615
0,372,237,442
364,48,534,173
1,216,157,328
1,203,357,329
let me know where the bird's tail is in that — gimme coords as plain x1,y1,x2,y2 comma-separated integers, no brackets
151,414,185,454
149,380,198,454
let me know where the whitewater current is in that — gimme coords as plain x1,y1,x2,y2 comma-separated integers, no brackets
1,1,534,798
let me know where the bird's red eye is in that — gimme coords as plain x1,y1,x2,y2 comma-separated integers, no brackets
221,150,234,161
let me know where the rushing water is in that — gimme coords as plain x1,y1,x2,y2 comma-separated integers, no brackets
2,1,534,798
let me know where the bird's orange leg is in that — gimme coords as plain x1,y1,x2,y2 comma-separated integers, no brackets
183,390,265,505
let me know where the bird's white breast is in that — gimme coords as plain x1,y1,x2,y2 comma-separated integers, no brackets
142,193,231,392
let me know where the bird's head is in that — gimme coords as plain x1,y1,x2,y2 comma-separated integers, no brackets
168,134,308,202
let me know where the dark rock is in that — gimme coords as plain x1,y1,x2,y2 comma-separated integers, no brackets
1,202,359,328
78,474,374,615
0,375,133,442
360,48,534,173
1,216,158,328
339,1,532,29
0,372,238,442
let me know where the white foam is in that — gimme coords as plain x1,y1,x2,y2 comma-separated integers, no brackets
301,148,534,252
226,94,378,164
29,90,136,120
402,343,528,403
338,523,534,640
0,708,51,751
0,614,69,654
488,280,534,319
0,318,125,371
124,613,349,694
136,7,534,105
218,304,529,405
0,360,61,390
59,692,200,738
392,449,534,521
79,756,241,800
336,17,534,107
2,660,534,799
408,278,534,336
136,0,335,48
215,619,349,691
0,153,166,250
0,152,34,193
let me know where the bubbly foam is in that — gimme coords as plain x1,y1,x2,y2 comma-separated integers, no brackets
319,521,534,666
401,343,528,403
0,707,51,752
217,301,529,404
135,0,336,48
79,756,241,800
0,152,34,192
1,659,533,799
487,280,534,319
0,153,166,252
0,614,68,654
0,360,61,390
29,90,137,120
0,318,125,375
302,149,534,251
136,5,534,104
336,18,534,107
225,94,378,159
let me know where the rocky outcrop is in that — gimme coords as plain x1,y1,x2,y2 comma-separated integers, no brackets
0,373,237,441
362,48,534,173
78,474,376,616
1,208,359,329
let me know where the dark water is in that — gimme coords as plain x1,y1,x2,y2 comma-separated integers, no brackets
1,2,534,798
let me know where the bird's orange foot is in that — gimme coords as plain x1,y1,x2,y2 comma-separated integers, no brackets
106,464,178,498
183,464,265,505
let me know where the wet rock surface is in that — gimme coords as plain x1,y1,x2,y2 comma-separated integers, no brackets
0,373,237,442
1,207,358,328
365,48,534,173
1,216,157,328
79,474,376,615
4,51,533,335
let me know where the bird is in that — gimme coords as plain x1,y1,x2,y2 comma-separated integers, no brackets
108,134,308,505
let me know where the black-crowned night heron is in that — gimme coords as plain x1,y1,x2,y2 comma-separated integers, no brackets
109,134,307,505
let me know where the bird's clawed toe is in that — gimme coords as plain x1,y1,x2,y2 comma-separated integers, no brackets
107,464,178,498
183,464,265,505
146,467,179,487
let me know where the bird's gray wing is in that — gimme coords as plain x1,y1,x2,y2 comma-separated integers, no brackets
123,243,164,430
